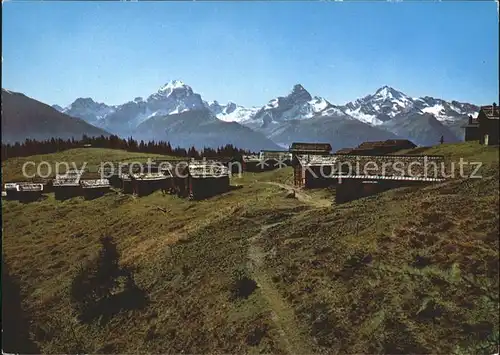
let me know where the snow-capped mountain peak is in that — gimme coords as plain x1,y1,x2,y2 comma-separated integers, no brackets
309,96,330,112
341,86,479,126
343,86,414,125
205,100,260,123
372,86,413,108
288,83,313,103
158,80,191,96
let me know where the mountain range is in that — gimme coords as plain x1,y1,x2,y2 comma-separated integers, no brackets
1,81,479,152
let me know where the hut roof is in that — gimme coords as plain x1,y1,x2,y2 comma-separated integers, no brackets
335,148,354,155
334,155,447,180
130,173,170,181
298,154,447,181
480,105,499,119
80,179,111,189
289,142,332,153
259,151,292,160
242,155,261,162
53,176,80,187
297,155,338,166
188,163,229,178
356,139,416,150
384,139,417,146
4,183,19,190
16,183,44,192
201,156,235,163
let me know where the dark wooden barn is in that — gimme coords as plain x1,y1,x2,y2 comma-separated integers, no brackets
16,183,44,202
259,150,292,168
331,155,447,203
186,163,230,200
293,155,339,188
121,174,134,194
462,115,481,142
32,178,53,193
289,142,332,156
52,171,83,200
463,104,499,145
290,143,333,178
53,179,81,200
476,104,498,145
4,183,20,200
122,172,172,197
201,156,243,174
242,155,270,172
171,162,230,199
98,165,122,188
293,153,447,203
80,179,111,200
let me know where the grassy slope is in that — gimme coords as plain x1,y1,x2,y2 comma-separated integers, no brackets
2,143,499,354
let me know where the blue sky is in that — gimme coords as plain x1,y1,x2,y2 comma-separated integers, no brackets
2,1,499,107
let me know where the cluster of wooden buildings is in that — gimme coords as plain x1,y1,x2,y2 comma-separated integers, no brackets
118,160,231,200
4,132,469,205
3,159,234,202
3,182,45,202
289,140,448,203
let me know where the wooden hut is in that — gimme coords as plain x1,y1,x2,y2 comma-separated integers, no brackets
4,183,20,200
293,153,447,202
290,143,333,173
259,150,292,168
53,171,82,200
331,155,447,203
462,115,481,142
98,165,122,188
476,104,499,145
242,155,269,172
293,155,339,188
289,142,332,155
201,156,243,174
32,177,53,193
125,173,172,197
80,179,111,199
170,161,190,197
172,161,230,199
186,163,230,200
121,174,134,194
16,183,44,202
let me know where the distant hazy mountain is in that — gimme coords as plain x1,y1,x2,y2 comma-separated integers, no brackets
265,114,399,152
2,89,109,144
381,112,461,147
133,108,280,152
